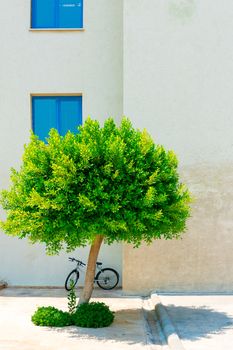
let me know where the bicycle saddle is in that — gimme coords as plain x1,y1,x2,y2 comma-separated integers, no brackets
96,262,102,266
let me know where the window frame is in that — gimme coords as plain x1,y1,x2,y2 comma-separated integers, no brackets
30,93,83,141
30,0,84,31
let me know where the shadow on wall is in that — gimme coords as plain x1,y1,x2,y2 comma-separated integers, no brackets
166,304,233,341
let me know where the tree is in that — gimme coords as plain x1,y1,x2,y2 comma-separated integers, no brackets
0,117,191,303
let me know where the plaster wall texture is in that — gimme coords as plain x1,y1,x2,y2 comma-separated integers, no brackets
123,0,233,292
0,0,123,286
123,165,233,293
0,0,232,291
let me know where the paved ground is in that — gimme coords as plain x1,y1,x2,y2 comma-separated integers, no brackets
2,288,232,350
0,288,163,350
158,294,233,350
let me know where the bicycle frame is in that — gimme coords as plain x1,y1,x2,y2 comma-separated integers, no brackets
73,261,103,283
66,257,119,290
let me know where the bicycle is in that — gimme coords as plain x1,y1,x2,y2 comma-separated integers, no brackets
65,257,119,291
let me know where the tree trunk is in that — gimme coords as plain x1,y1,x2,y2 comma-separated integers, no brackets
78,235,104,305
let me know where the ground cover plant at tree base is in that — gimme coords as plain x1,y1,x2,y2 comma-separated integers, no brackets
32,303,114,328
31,306,73,327
32,280,114,328
72,302,115,328
0,117,191,303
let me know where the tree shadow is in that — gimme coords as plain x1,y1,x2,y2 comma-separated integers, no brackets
165,304,233,341
43,304,233,346
47,308,148,346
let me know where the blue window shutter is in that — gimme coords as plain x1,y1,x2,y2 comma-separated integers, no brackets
32,96,82,141
32,97,57,142
58,0,83,28
31,0,56,28
58,96,82,135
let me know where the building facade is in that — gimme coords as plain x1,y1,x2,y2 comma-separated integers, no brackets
0,0,123,287
0,0,233,292
123,0,233,293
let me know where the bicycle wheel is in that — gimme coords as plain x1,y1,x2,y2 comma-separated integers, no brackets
65,269,79,291
96,268,119,290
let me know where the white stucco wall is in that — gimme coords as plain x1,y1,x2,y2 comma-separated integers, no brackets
1,0,232,291
0,0,123,286
123,0,233,292
123,0,233,166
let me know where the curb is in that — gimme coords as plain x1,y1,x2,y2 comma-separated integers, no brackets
150,293,186,350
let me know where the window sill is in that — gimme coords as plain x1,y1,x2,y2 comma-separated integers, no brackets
29,28,85,32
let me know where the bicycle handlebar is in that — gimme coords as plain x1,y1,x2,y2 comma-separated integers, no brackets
69,257,86,266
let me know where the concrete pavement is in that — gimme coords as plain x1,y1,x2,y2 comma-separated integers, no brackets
0,288,163,350
1,288,233,350
158,294,233,350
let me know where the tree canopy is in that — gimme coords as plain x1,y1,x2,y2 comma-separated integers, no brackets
0,117,191,253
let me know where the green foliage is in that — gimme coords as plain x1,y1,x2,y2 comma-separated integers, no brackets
73,302,114,328
31,306,72,327
0,117,191,253
31,302,114,328
67,279,77,314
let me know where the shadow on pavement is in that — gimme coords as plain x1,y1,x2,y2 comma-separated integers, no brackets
47,308,147,345
166,304,233,341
